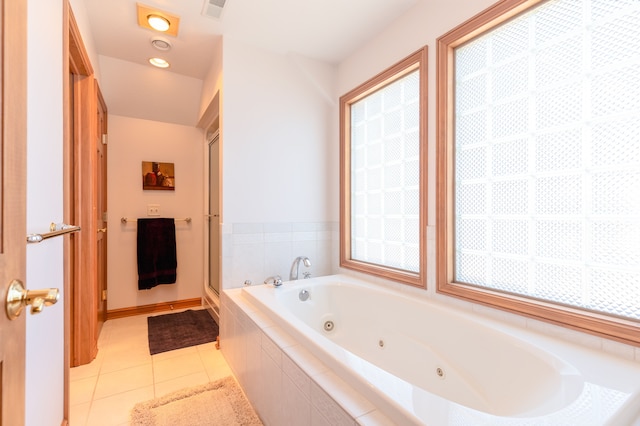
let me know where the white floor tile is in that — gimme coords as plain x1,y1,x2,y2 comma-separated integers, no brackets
205,360,233,382
93,363,153,400
70,311,229,424
86,385,154,426
100,345,152,374
69,358,102,382
69,376,98,405
69,401,91,426
151,344,197,362
154,371,210,398
153,351,207,383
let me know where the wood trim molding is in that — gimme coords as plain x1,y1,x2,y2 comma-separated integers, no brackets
106,298,203,320
435,0,640,347
436,0,542,48
339,47,428,289
67,2,99,367
67,6,92,76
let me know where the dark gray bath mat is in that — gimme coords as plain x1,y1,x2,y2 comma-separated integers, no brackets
147,309,219,355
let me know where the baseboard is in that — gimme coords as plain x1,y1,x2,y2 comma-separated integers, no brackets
106,297,202,320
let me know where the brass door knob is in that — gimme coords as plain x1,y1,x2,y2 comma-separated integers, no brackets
5,279,59,320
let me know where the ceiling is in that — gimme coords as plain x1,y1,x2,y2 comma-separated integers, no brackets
83,0,419,80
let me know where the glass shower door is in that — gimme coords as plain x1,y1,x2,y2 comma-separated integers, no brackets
208,131,220,296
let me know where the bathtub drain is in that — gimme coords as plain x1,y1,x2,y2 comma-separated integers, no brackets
436,367,445,379
299,289,310,301
323,320,334,332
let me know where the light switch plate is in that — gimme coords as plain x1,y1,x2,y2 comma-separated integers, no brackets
147,204,160,216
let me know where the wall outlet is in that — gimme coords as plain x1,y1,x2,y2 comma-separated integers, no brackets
147,204,160,216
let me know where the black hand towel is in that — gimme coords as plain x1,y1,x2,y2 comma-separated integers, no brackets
137,218,177,290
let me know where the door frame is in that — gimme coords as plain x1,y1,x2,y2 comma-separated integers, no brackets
96,88,108,334
64,1,100,369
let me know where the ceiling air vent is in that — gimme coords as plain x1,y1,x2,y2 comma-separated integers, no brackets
202,0,227,19
151,37,172,51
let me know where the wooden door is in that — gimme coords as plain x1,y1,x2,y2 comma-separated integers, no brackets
96,87,108,332
0,0,28,423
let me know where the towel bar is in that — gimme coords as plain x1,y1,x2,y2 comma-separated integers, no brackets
120,217,192,224
26,223,81,244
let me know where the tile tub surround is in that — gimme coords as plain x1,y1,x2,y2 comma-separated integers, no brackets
221,222,339,290
222,278,640,425
220,289,394,426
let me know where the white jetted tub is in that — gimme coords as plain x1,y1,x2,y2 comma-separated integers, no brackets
240,274,640,425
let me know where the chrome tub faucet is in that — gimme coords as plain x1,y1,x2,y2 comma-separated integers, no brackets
264,275,283,287
290,256,311,281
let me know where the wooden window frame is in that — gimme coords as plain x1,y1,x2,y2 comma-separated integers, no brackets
436,0,640,346
340,47,428,288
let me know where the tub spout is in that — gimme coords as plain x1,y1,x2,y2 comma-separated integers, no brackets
264,275,283,287
290,256,311,281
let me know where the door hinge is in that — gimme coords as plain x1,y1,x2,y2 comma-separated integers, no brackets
102,290,107,301
102,211,108,222
101,134,108,145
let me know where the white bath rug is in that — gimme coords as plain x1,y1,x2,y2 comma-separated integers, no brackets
130,376,262,426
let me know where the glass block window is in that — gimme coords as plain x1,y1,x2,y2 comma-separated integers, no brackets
452,0,640,321
350,71,420,273
341,48,426,287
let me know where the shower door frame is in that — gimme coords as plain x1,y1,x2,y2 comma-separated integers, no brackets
207,130,221,299
198,91,221,321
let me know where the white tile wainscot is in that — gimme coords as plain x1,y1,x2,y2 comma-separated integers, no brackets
222,221,339,291
220,288,394,426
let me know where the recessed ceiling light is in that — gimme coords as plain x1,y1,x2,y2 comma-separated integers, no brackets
147,14,170,32
137,4,180,37
149,57,170,68
151,37,172,51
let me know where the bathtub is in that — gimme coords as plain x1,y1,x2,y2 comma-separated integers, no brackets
239,274,640,425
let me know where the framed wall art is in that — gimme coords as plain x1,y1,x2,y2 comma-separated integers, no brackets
142,161,175,191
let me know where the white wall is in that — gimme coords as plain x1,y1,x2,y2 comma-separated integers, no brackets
199,36,223,120
218,39,339,288
337,0,495,94
222,38,337,223
99,55,204,127
107,115,204,310
25,0,65,424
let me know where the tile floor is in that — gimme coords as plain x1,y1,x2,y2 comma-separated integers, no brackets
69,309,232,426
